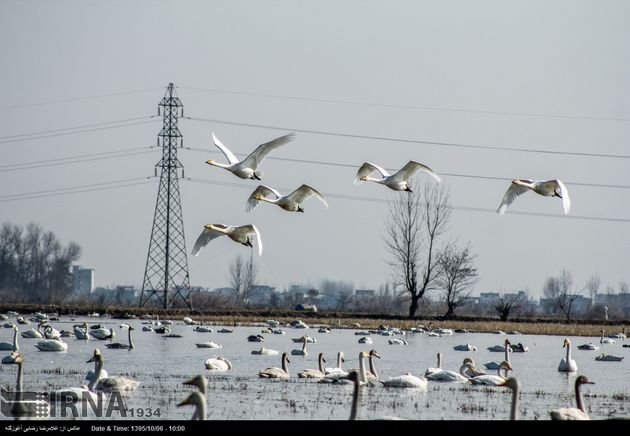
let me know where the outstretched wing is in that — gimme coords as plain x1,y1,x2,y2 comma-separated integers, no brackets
556,179,571,215
250,225,263,256
241,133,295,170
354,162,390,184
497,181,532,215
390,161,441,184
191,225,227,256
245,185,282,212
211,132,239,164
286,185,328,208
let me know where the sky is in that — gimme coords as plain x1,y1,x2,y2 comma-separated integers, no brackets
1,0,629,300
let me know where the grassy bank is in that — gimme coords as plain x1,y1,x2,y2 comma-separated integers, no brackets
0,303,626,338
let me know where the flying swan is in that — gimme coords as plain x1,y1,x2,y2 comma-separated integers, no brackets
497,179,570,215
354,161,441,192
192,224,262,256
206,132,295,180
245,184,328,213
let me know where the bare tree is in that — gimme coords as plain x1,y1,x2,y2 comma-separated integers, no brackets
494,291,527,321
228,253,257,307
585,275,601,302
384,184,451,318
543,270,581,321
438,243,478,318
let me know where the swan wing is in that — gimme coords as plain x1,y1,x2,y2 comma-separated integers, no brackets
286,185,328,208
245,185,282,212
241,132,295,170
556,179,571,214
497,181,532,214
354,162,390,184
238,224,263,256
211,132,239,164
191,225,227,256
391,160,441,184
550,408,590,420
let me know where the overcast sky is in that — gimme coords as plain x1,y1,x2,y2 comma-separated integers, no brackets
1,0,629,300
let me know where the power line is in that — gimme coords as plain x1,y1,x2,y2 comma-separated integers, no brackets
178,85,630,123
184,146,630,190
0,177,156,203
0,118,161,145
0,87,164,111
184,116,630,160
184,176,630,224
0,148,158,173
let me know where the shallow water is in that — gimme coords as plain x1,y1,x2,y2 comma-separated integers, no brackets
0,316,628,420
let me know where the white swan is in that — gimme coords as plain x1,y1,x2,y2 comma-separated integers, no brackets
177,391,207,420
499,377,522,420
487,339,512,353
106,326,135,350
74,322,89,340
298,352,326,378
89,327,114,340
497,179,570,215
42,324,61,340
35,337,68,352
195,326,214,333
195,341,222,349
358,337,373,344
453,343,477,352
424,352,443,377
291,335,316,343
207,131,295,180
205,356,232,371
550,375,593,420
191,223,262,256
1,352,48,418
469,361,512,385
49,385,101,404
558,338,578,372
0,325,19,351
258,352,290,378
388,338,408,345
600,329,615,344
609,327,626,339
461,358,486,377
21,322,44,338
577,342,599,351
251,346,279,356
381,373,428,389
291,336,309,356
183,374,208,395
484,339,512,370
245,184,328,213
86,349,140,393
426,361,471,382
595,353,624,361
324,351,346,375
355,160,441,192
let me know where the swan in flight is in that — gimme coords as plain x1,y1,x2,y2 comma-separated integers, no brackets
0,325,19,351
86,349,140,393
206,132,295,180
558,338,578,372
258,352,290,378
245,184,328,213
105,326,135,350
354,160,441,192
297,352,327,378
499,377,522,420
600,329,615,344
205,357,233,371
192,224,262,256
497,179,570,215
178,391,207,420
550,375,594,420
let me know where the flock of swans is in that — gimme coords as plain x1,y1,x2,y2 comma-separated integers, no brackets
190,131,572,257
0,311,627,420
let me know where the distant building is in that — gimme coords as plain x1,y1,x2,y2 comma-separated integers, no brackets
114,285,137,305
478,292,500,305
73,266,95,294
247,285,277,306
355,289,375,299
212,287,237,297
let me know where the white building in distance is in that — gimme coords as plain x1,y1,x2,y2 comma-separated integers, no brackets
73,265,95,294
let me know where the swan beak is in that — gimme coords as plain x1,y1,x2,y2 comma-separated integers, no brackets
204,224,214,230
360,176,367,181
205,160,214,165
177,396,192,407
372,351,381,359
255,195,264,201
182,377,196,386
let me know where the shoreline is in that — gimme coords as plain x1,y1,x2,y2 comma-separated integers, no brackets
0,302,627,337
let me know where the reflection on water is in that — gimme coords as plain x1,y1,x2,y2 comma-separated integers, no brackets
0,316,628,420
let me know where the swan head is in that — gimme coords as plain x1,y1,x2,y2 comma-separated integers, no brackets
369,350,381,359
563,338,571,348
205,159,215,166
204,224,215,231
177,391,203,408
2,351,23,365
504,338,511,345
359,351,370,359
282,352,291,364
87,349,103,363
463,357,475,365
254,194,265,201
183,374,208,391
576,375,594,387
499,361,513,371
499,377,521,391
318,353,326,363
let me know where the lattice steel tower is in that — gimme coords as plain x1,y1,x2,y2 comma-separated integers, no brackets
139,83,192,309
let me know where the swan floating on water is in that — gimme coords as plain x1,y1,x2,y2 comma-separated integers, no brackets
558,338,578,372
86,349,140,393
177,391,207,420
297,353,326,378
258,352,290,378
550,375,593,420
105,326,135,350
0,325,19,351
205,356,233,371
595,353,624,362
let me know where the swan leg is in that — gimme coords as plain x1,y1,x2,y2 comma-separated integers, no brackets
404,185,412,192
297,206,305,213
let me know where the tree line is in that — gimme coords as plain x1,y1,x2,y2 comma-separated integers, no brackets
0,222,81,303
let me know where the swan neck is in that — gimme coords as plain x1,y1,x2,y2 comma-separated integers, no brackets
566,342,572,361
368,355,378,378
337,353,343,370
318,355,325,373
510,384,519,420
437,353,442,369
504,346,510,363
16,361,23,393
282,355,289,376
350,378,361,420
575,383,586,413
13,328,19,351
128,329,134,349
358,354,367,383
